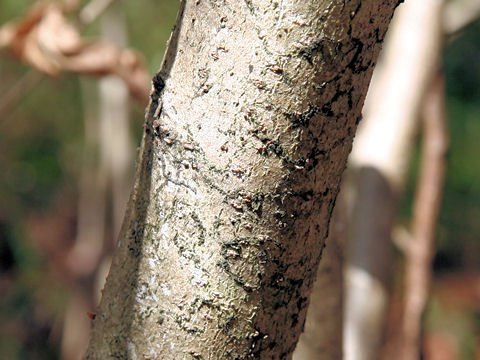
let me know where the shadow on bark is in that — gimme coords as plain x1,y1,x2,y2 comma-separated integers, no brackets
85,1,186,357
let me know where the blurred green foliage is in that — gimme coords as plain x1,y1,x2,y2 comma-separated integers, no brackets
397,17,480,359
398,18,480,272
439,18,480,271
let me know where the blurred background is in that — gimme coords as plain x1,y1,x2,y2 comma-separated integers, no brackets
0,0,479,359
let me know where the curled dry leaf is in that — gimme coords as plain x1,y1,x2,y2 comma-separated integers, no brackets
0,1,150,103
0,2,59,75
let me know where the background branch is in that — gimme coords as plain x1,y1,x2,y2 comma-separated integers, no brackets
400,71,449,360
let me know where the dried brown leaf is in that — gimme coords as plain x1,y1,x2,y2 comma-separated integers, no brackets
0,1,150,103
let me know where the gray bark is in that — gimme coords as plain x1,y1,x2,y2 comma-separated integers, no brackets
86,0,401,359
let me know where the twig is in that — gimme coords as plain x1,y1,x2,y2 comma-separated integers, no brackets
400,71,449,360
78,0,118,26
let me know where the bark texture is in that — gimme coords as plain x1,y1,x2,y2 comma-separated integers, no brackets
292,191,346,360
86,0,400,359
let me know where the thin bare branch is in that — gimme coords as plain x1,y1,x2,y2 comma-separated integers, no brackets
78,0,118,26
400,71,449,360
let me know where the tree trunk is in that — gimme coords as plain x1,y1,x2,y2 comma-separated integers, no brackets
86,0,401,358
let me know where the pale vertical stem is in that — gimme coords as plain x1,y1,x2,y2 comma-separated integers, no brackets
350,0,444,189
343,0,444,359
62,3,132,358
66,79,106,277
400,72,448,360
62,79,106,360
98,0,134,238
79,0,117,25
